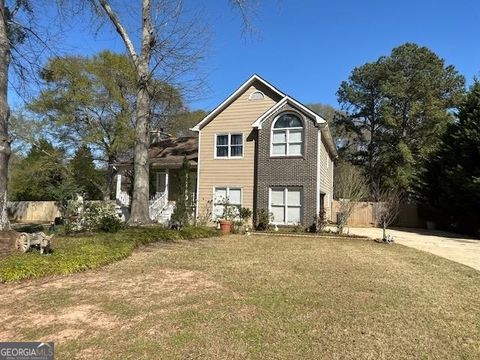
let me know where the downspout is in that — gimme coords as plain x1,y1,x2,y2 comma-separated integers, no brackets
193,128,201,221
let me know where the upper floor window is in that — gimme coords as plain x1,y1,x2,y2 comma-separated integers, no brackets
249,90,265,101
216,133,243,158
271,113,303,156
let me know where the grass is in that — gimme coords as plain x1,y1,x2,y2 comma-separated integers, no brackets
0,226,218,282
1,235,480,359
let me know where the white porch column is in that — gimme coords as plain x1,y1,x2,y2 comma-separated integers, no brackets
116,174,122,200
165,170,169,200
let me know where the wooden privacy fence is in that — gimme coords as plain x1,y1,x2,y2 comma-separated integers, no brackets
8,201,62,223
331,200,424,228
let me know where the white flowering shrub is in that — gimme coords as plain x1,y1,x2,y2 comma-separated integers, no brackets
64,200,122,233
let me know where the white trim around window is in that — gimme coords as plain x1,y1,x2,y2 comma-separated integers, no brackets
270,113,304,157
212,186,243,220
214,133,244,159
269,187,303,225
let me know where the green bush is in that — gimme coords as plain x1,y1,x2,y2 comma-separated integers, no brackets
255,209,272,231
0,226,218,283
98,214,123,233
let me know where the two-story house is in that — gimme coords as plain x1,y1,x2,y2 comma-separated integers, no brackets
192,74,337,228
114,75,336,228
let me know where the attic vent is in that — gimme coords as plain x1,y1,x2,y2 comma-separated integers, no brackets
249,90,265,101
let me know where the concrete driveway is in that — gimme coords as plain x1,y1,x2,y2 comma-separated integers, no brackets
345,227,480,271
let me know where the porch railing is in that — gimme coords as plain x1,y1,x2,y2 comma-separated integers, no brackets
117,191,131,207
149,192,168,221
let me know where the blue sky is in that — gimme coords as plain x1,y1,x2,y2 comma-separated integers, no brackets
14,0,480,111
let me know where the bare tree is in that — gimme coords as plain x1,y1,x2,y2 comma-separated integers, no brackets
334,160,368,234
87,0,257,225
0,1,10,230
0,0,70,230
373,185,402,241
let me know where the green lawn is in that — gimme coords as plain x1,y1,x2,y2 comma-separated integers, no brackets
1,234,479,359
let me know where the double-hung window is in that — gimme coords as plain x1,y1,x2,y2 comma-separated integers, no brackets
213,187,242,219
271,113,303,156
270,187,302,224
216,133,243,158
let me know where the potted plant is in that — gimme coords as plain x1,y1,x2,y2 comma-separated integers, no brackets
218,198,235,234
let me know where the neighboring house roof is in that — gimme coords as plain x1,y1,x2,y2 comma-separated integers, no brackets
114,137,198,169
191,74,286,131
149,137,198,167
251,96,326,129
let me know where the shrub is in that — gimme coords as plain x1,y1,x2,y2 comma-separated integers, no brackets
255,209,272,231
98,214,123,233
311,209,328,233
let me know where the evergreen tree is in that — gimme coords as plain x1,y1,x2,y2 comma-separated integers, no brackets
70,145,105,200
419,81,480,234
337,43,465,195
171,157,195,225
9,140,67,200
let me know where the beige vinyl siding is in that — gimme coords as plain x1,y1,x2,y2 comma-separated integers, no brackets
319,136,334,219
198,83,278,222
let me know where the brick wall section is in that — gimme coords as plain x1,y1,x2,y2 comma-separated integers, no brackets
255,103,319,228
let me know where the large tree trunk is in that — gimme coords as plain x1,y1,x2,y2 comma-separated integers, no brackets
0,2,10,231
126,0,153,225
127,70,151,225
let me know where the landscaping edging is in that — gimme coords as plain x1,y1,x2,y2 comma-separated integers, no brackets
250,231,368,239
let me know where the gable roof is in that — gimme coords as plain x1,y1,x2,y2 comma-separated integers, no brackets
191,74,285,131
191,74,337,158
251,96,326,130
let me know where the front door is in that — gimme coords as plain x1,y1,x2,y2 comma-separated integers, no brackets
156,171,167,194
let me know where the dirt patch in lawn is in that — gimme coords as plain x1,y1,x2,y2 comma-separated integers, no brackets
0,247,223,343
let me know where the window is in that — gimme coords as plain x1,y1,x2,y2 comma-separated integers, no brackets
270,187,302,224
271,113,303,156
213,187,242,219
249,90,265,101
216,133,243,158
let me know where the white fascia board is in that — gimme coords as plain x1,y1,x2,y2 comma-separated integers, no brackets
191,74,285,132
251,97,288,129
252,96,327,130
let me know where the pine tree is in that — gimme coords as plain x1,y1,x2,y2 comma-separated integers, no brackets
419,81,480,234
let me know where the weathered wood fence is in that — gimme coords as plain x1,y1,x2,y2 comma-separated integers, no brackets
331,200,424,228
8,201,62,223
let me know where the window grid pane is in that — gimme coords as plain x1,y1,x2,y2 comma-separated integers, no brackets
271,189,285,205
216,146,228,157
287,189,301,206
272,144,286,155
271,206,285,223
288,144,302,156
216,135,228,145
288,130,303,143
230,145,243,157
228,189,241,205
231,134,242,145
272,131,286,144
287,206,301,224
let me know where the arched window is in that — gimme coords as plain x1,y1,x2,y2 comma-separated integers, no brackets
249,90,265,101
271,113,303,156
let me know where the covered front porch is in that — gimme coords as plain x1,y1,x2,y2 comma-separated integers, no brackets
114,136,198,223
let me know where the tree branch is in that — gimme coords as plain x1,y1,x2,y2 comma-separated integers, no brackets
97,0,138,66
